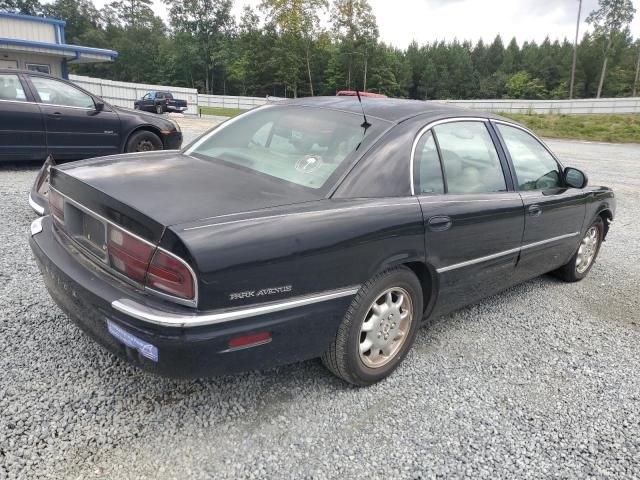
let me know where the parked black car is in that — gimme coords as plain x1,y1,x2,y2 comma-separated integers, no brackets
134,91,188,114
29,98,615,386
0,69,182,164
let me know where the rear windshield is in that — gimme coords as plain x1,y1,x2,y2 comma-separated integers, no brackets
186,105,388,194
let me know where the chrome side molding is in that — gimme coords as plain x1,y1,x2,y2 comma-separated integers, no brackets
436,232,581,273
111,285,361,328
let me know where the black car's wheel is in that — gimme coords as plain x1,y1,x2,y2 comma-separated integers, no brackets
156,104,163,114
125,130,163,153
555,216,604,282
134,104,140,110
322,267,423,386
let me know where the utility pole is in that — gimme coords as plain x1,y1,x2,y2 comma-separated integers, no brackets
569,0,582,99
634,43,640,97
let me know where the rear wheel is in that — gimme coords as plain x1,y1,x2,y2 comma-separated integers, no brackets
156,104,163,114
554,216,604,282
322,267,423,386
125,130,163,153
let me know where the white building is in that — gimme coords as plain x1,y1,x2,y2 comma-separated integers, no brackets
0,12,117,78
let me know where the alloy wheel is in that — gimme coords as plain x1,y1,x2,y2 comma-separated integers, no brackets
576,226,599,274
358,287,413,369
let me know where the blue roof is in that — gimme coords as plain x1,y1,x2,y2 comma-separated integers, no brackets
0,37,118,59
0,12,66,26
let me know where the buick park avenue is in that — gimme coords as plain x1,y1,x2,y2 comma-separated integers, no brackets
29,97,615,386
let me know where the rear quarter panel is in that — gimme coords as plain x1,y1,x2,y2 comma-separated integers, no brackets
170,199,425,311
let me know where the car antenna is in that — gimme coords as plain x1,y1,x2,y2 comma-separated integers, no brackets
355,90,371,129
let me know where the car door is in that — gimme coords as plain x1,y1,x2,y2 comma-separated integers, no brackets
0,72,46,161
141,92,154,111
27,75,121,160
414,119,525,315
492,121,586,279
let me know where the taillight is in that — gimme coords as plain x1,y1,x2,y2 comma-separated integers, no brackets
146,250,195,300
106,224,195,301
107,226,154,282
49,189,64,222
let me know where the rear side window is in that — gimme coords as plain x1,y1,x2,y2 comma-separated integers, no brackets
497,124,562,191
0,74,27,102
433,122,506,194
415,131,444,194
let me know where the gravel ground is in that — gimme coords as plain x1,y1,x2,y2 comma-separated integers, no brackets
1,125,639,479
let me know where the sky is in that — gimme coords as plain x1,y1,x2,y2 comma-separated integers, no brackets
85,0,640,48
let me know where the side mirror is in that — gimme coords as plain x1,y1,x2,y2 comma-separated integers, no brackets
564,167,588,189
94,101,105,112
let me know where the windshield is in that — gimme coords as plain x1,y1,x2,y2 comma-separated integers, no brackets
187,105,387,193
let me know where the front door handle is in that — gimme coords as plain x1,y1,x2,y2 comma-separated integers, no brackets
528,205,542,217
427,215,452,232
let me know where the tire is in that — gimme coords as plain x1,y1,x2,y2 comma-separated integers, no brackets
125,130,163,153
554,216,604,282
134,104,140,110
156,104,163,114
322,267,423,386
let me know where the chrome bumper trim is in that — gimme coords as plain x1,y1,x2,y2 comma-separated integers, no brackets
111,285,361,328
29,193,45,215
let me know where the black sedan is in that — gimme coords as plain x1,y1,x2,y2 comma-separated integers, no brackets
0,69,182,164
29,97,615,386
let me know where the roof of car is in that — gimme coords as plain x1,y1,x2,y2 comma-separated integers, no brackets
281,96,505,124
0,68,56,77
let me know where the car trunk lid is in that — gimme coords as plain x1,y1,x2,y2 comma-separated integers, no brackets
50,150,321,237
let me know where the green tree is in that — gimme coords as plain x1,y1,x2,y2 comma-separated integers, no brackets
505,71,547,99
260,0,328,97
586,0,636,98
0,0,41,15
331,0,378,91
165,0,234,94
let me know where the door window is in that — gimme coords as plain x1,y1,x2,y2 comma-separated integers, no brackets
497,124,562,191
0,74,27,102
433,122,506,194
30,76,95,109
142,93,152,100
415,131,444,194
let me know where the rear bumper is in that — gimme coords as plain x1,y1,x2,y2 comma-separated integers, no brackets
29,216,352,378
166,106,187,112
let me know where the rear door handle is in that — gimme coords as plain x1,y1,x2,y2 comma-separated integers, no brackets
427,215,452,232
528,204,542,217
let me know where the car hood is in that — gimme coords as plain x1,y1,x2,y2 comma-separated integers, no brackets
54,151,321,227
112,105,177,127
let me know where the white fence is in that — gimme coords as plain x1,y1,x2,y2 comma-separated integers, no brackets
198,94,270,110
69,75,199,115
434,97,640,115
68,75,640,115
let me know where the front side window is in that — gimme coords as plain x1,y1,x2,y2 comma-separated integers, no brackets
433,121,506,194
30,76,94,109
187,105,386,193
415,131,444,194
0,74,27,102
497,124,562,191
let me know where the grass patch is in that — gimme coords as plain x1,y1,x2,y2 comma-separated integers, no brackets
198,106,245,117
499,113,640,144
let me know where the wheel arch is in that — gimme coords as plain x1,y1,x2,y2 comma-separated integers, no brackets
369,256,439,319
122,125,163,152
598,208,613,239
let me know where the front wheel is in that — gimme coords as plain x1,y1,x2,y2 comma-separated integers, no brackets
125,130,163,153
554,216,604,282
322,267,423,386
